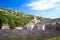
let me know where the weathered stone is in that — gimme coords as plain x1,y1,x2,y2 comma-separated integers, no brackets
24,18,60,31
15,27,23,29
34,18,60,31
24,16,40,30
2,23,10,29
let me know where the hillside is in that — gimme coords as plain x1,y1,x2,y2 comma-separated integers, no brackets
0,8,50,29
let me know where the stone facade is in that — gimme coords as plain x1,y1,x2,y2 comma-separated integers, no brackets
24,16,40,30
34,18,60,31
24,18,60,31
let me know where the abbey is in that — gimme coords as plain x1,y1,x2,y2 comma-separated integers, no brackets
24,16,60,31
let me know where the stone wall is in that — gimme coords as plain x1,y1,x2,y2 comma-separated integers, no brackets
34,21,60,31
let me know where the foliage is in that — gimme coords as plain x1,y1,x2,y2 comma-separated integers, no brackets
0,8,50,28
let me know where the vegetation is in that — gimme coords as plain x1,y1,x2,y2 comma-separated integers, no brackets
1,34,60,40
0,8,50,28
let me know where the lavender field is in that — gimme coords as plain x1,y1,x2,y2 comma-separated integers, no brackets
0,29,60,40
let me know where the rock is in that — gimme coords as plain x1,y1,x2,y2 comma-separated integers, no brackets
2,23,10,29
15,27,23,29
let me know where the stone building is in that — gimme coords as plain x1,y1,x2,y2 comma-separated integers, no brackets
33,22,45,30
34,18,60,31
24,16,40,30
24,18,60,31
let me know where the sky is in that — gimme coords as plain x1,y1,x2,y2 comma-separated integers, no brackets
0,0,60,19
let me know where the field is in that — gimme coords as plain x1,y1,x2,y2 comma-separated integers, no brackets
0,29,60,40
